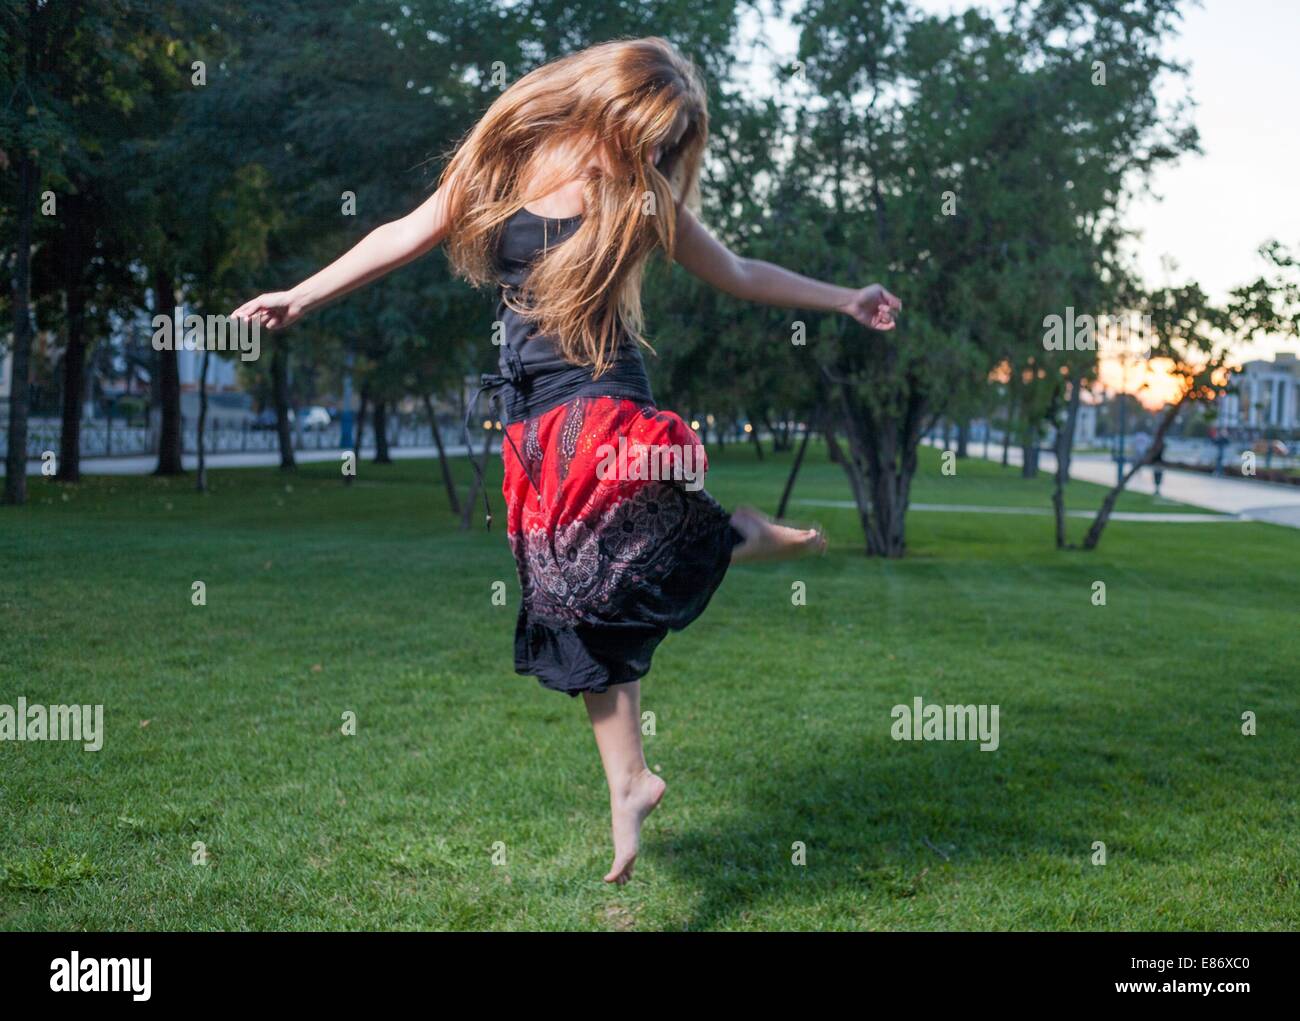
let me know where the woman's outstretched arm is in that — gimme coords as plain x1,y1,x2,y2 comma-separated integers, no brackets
231,183,457,330
671,205,900,330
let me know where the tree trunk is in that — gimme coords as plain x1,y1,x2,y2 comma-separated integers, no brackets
1081,400,1183,550
1001,401,1015,467
271,341,295,471
355,384,370,456
196,346,211,492
767,415,780,452
747,416,765,460
828,425,875,547
956,419,969,459
56,276,88,483
760,411,782,452
864,440,917,558
1021,423,1039,478
2,104,39,504
373,399,391,463
423,394,461,513
776,418,813,519
824,421,842,464
832,382,922,558
460,423,494,530
1051,380,1081,549
153,267,184,475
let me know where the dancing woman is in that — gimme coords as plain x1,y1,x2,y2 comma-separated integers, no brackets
233,36,899,884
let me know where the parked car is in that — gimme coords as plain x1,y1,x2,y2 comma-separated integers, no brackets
1251,438,1290,457
300,406,332,430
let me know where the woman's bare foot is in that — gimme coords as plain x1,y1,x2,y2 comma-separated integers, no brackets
605,768,667,884
729,505,826,563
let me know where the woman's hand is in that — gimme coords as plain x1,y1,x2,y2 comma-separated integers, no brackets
839,284,901,330
231,290,306,331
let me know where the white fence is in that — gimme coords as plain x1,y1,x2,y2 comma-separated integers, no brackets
3,416,461,460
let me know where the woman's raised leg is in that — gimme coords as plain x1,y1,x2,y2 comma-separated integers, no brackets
729,504,826,562
582,681,667,884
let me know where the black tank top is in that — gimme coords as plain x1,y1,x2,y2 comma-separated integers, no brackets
491,207,653,423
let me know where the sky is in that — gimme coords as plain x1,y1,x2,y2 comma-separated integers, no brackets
735,0,1300,367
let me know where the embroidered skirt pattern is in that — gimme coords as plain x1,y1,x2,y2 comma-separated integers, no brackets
503,396,742,695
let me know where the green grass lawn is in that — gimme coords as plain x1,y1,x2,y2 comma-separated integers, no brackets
2,444,1297,930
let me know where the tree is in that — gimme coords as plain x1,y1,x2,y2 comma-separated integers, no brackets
1079,283,1231,549
1230,240,1300,351
779,0,1196,555
1,1,88,503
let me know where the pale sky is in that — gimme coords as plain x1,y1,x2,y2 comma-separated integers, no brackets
1127,0,1300,361
736,0,1300,363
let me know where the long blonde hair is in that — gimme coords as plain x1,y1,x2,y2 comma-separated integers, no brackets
441,37,709,376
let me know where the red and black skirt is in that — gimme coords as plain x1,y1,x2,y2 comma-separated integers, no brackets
503,396,742,696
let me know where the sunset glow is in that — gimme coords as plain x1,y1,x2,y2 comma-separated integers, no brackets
1095,354,1240,411
1096,355,1185,411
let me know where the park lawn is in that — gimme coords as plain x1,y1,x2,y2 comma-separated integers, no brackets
1,443,1297,931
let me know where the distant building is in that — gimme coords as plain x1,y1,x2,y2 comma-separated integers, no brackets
1074,400,1099,445
175,347,253,423
177,347,241,391
1217,352,1299,431
1038,395,1099,450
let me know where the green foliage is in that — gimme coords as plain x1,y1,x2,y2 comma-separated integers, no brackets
1229,240,1300,348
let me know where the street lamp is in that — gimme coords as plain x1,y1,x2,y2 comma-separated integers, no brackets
339,343,355,450
1105,316,1151,485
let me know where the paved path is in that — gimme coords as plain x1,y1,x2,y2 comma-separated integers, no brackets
14,432,1300,530
9,442,488,477
796,499,1242,523
929,440,1300,529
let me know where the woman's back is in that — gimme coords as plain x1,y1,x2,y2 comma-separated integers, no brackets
490,206,653,424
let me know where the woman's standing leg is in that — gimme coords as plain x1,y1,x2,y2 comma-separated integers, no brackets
583,681,667,884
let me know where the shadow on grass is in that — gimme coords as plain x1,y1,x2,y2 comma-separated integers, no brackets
648,725,1185,930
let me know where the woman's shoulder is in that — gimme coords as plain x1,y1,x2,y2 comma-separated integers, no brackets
496,208,584,278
